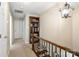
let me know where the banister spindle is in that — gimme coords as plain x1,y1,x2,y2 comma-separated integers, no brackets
38,39,40,46
55,46,57,52
51,45,54,57
46,42,48,50
41,39,43,46
55,46,57,57
59,48,61,57
44,40,45,46
65,51,67,57
72,53,74,57
49,43,50,56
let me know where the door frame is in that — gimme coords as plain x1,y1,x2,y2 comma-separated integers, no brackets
29,16,39,44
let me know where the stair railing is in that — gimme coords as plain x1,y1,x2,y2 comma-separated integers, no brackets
32,35,79,57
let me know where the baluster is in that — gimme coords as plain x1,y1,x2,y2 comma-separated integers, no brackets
44,40,45,46
65,51,67,57
46,42,47,51
72,53,74,57
38,39,40,46
55,46,57,57
42,40,44,46
59,48,61,57
41,40,43,47
49,43,50,56
51,45,54,57
41,39,42,45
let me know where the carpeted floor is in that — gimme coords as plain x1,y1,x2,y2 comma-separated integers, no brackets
8,39,36,57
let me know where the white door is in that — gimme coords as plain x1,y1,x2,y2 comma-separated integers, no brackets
0,2,9,57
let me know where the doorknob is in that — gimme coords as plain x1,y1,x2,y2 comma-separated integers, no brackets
4,36,8,38
0,34,1,38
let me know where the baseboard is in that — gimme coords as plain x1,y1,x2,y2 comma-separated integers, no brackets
14,38,23,40
25,41,29,44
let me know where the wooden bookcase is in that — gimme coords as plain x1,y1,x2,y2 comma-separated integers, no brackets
29,16,40,43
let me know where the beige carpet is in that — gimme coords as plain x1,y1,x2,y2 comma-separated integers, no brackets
8,39,36,57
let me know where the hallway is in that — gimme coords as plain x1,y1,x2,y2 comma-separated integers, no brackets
8,39,36,57
0,2,79,57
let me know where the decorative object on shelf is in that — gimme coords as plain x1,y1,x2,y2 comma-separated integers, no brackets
59,2,74,18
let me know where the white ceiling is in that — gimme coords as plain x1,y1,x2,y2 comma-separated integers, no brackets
9,2,57,19
9,2,79,19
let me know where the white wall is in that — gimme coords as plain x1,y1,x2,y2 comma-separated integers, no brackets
72,7,79,52
40,3,72,49
0,2,9,56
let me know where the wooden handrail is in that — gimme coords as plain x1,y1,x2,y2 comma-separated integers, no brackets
32,35,79,57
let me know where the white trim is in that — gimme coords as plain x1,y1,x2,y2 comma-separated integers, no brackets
25,41,29,44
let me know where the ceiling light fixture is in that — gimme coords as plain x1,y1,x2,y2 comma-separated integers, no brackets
59,2,74,18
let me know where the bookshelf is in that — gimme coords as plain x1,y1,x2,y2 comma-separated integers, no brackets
29,16,40,43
